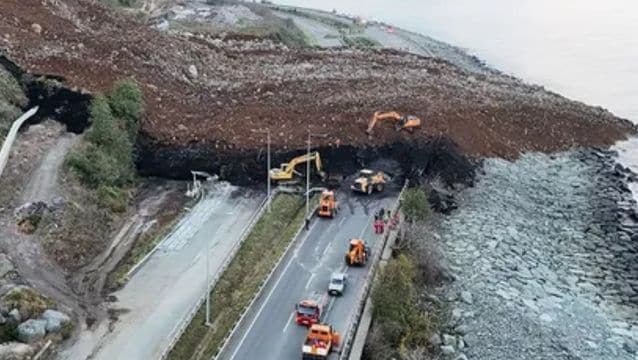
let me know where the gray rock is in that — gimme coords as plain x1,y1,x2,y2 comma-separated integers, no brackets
17,319,47,343
429,333,442,346
188,65,198,79
458,337,466,349
460,291,473,304
8,309,21,324
455,324,469,335
0,342,35,360
0,254,15,278
0,313,5,325
440,345,455,355
455,354,468,360
41,309,70,333
451,308,463,323
442,333,457,347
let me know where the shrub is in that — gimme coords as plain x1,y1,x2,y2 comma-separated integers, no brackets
402,187,430,222
67,80,142,209
108,80,144,140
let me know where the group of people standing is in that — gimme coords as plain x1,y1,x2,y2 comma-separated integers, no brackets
373,208,388,234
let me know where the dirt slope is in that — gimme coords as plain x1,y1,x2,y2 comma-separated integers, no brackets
0,0,633,162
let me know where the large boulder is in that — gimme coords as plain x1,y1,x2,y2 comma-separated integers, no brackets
0,342,35,360
41,309,71,333
17,319,46,343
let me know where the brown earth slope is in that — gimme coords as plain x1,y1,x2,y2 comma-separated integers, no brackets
0,0,633,167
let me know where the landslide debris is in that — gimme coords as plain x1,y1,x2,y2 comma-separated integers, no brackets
0,0,633,179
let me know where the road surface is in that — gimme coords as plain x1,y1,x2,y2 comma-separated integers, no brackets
272,11,343,47
219,190,396,360
60,182,264,360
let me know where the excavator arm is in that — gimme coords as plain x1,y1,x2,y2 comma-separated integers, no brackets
366,111,421,134
270,152,326,181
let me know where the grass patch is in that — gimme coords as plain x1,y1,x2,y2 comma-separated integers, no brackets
2,287,53,319
167,193,313,360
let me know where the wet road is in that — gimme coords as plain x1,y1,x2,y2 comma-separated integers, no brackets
219,190,396,360
61,182,263,360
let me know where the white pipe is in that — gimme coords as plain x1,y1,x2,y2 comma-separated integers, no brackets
0,106,39,179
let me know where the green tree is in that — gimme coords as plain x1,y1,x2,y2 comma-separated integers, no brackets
108,80,144,141
372,255,416,328
402,188,430,222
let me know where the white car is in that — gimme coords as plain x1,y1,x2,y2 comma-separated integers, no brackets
328,272,347,296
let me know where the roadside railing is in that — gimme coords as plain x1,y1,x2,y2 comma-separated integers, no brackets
337,180,409,359
213,200,320,360
159,190,274,359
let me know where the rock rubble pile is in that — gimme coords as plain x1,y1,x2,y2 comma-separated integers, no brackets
431,151,638,359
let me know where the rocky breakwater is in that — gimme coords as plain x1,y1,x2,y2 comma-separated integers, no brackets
429,150,638,359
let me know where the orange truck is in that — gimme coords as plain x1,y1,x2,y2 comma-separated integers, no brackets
302,324,341,360
318,190,338,218
295,292,328,326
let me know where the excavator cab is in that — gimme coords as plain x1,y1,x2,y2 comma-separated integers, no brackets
345,239,369,266
318,190,338,218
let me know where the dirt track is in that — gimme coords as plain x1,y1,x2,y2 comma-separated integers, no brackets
0,0,633,168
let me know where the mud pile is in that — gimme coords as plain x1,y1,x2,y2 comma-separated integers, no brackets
0,0,634,182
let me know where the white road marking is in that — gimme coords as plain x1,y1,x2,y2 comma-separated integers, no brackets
305,273,315,289
338,217,346,227
358,221,369,238
230,220,318,360
323,297,336,321
321,245,330,257
282,312,295,333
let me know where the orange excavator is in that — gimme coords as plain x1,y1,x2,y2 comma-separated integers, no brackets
345,239,369,266
302,323,341,360
318,190,338,218
365,111,421,135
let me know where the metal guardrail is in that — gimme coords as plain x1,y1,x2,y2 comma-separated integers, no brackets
337,180,409,359
213,201,320,360
159,191,274,359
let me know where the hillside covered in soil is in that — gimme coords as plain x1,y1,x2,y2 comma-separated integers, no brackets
0,0,634,181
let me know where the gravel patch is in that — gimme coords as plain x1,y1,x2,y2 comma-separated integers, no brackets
432,150,638,359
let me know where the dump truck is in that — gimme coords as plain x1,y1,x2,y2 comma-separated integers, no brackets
345,239,369,266
366,110,421,135
270,151,326,182
351,169,386,195
318,190,338,218
302,323,341,360
296,291,328,326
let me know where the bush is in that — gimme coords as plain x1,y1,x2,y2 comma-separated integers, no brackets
67,80,142,208
402,187,430,222
108,80,144,140
369,255,436,358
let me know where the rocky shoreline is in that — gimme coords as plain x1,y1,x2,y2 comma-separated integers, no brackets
427,149,638,359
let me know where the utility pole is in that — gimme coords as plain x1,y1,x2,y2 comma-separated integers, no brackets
205,240,211,327
204,185,212,327
252,129,272,212
306,130,311,218
306,129,328,219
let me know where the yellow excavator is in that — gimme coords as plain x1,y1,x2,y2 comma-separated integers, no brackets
270,151,326,182
366,111,421,135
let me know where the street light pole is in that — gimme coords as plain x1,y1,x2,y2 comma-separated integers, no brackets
306,130,311,218
252,129,272,213
205,241,211,327
267,130,271,213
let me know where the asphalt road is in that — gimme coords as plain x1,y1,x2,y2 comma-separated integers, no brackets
60,182,263,360
220,190,397,360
